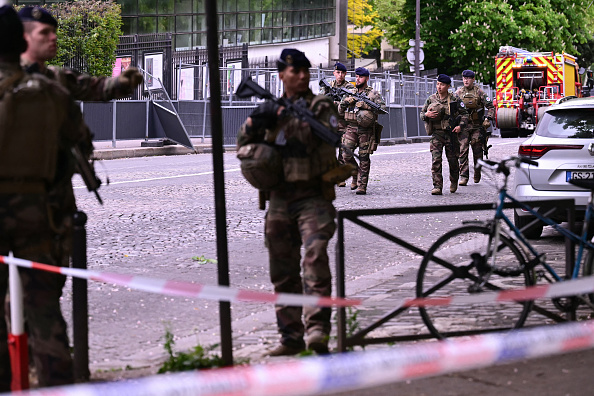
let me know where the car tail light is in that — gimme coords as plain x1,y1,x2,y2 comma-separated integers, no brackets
518,144,584,159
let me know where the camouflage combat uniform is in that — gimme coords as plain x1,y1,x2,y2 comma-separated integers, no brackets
320,79,351,168
420,93,469,191
237,90,340,351
0,62,90,388
338,86,386,193
454,84,494,183
23,61,138,269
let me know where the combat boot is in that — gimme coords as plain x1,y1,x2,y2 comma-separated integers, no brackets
306,331,330,355
474,172,481,183
355,188,366,195
350,180,358,190
265,343,305,357
337,181,346,187
450,180,458,193
431,188,442,195
459,177,469,186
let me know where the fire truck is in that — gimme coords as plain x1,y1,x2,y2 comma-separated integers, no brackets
494,46,582,137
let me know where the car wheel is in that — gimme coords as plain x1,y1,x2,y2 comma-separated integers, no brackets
514,211,543,239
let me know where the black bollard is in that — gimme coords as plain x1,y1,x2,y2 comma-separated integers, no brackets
72,211,90,382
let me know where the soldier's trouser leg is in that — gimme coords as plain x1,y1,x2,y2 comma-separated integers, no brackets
0,266,9,392
341,135,359,185
458,130,470,179
21,266,72,387
0,195,73,388
356,132,372,191
469,130,483,179
430,135,446,189
446,133,460,183
265,198,305,348
299,197,335,336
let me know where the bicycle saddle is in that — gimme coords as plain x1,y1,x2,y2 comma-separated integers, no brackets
569,178,594,191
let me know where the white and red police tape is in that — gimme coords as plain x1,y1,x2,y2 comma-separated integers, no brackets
4,319,594,396
0,256,594,308
1,255,594,309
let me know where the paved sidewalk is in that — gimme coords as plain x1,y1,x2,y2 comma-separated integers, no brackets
86,137,592,395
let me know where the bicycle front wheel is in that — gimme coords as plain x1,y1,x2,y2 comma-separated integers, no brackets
416,225,534,339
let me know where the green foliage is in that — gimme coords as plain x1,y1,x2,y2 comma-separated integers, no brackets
158,329,226,373
49,0,122,77
380,0,594,83
191,255,218,264
348,0,384,57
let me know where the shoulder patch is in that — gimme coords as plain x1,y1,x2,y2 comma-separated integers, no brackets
329,115,338,128
486,96,491,102
459,101,465,108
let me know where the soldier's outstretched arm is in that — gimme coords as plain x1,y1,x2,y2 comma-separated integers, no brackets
50,66,143,101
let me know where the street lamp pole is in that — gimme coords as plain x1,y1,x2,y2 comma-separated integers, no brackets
415,0,420,77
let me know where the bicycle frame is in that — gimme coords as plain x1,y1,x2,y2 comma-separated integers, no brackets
492,187,594,281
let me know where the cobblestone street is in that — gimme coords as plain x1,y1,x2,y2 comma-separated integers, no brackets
63,137,590,385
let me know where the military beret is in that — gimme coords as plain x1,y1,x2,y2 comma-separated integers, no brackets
334,62,347,72
462,70,475,78
0,6,27,55
18,6,57,28
277,48,311,71
355,67,370,77
437,74,451,85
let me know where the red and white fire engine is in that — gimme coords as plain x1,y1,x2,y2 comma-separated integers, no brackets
494,46,582,137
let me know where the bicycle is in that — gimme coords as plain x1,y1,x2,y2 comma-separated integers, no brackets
416,156,594,339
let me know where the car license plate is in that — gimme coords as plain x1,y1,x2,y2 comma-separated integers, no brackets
566,171,594,181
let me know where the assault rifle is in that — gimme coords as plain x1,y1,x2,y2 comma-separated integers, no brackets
71,145,104,205
319,79,388,115
479,123,493,159
236,77,341,147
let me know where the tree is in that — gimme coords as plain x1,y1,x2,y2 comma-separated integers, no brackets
381,0,594,84
49,0,122,77
348,0,384,58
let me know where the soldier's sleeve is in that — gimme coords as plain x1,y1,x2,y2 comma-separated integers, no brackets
312,95,340,136
373,90,387,112
51,66,135,101
480,89,495,120
456,97,470,129
420,98,431,121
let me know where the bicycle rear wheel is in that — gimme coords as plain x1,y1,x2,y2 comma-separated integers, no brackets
583,248,594,305
416,224,534,339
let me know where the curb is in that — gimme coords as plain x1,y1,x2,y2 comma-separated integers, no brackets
91,139,431,161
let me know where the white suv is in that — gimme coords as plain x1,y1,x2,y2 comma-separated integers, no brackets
514,97,594,238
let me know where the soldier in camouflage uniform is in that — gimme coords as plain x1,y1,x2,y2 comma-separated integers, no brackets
420,74,469,195
319,62,350,186
454,69,495,185
338,67,386,195
0,6,91,388
237,49,342,357
18,6,143,270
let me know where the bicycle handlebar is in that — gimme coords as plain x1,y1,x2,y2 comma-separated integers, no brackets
477,156,538,177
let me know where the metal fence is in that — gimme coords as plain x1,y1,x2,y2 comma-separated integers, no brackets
87,66,494,146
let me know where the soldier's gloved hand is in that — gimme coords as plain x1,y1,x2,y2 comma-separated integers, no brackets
356,101,369,110
119,67,143,89
249,100,281,130
343,96,356,105
482,119,491,129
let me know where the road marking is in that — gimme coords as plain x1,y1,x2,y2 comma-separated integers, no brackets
73,168,242,189
373,149,429,156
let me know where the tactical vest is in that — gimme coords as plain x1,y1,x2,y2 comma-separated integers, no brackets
278,94,338,183
0,72,62,186
460,87,481,122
